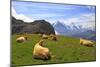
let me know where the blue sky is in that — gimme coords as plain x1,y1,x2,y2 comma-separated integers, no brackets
12,1,96,26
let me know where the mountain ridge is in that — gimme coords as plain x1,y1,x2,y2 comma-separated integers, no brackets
12,16,55,35
52,21,96,41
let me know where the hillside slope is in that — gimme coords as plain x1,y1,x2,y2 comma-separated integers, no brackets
11,34,96,66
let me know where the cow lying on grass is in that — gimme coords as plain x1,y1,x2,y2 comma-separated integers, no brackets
80,38,94,47
16,36,27,43
38,33,43,37
42,34,49,39
50,34,57,41
33,39,51,60
41,34,57,41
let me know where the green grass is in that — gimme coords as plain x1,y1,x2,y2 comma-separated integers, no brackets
11,34,96,66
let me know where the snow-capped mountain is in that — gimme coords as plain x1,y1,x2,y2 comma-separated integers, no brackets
69,23,82,30
52,21,96,40
52,21,68,35
52,21,84,35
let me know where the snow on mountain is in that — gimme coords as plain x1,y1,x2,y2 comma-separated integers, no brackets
12,7,33,22
53,21,83,35
55,30,59,35
53,21,68,35
68,23,82,31
52,21,95,40
52,21,95,36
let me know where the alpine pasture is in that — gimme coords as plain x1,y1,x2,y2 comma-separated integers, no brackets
11,34,96,66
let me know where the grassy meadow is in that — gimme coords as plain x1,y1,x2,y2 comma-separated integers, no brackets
11,34,96,66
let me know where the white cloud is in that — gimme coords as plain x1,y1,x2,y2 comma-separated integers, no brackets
61,13,95,29
30,13,66,19
12,7,34,22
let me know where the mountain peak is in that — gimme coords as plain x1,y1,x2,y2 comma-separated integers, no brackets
53,21,66,27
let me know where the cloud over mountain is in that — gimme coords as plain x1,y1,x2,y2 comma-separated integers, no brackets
12,7,33,22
